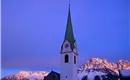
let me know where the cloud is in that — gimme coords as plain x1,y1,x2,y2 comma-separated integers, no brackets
2,56,60,68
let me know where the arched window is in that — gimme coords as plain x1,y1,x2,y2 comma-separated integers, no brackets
65,54,69,63
74,56,76,64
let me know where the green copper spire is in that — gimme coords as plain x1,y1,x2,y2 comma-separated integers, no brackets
64,6,75,50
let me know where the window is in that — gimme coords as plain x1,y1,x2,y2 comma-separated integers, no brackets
74,56,76,64
65,54,69,63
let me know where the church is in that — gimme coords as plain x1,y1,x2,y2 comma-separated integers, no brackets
44,5,78,80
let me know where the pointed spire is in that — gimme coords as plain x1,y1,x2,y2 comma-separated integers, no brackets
64,6,75,50
69,0,70,7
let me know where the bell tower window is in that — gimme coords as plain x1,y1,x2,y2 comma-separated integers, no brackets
65,54,69,63
74,56,76,64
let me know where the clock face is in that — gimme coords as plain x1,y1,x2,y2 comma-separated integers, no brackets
65,43,69,48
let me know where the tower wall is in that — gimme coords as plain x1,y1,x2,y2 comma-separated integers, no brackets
60,52,78,80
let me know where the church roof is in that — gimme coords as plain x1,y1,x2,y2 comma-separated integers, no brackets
44,71,60,80
64,6,75,50
120,70,130,76
118,70,130,80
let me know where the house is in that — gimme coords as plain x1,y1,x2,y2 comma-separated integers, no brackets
118,70,130,80
44,71,60,80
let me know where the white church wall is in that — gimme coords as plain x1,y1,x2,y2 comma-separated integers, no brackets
60,52,78,80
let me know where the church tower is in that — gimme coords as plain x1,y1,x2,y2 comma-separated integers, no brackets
60,5,78,80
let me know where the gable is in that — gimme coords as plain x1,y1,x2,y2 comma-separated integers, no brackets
61,40,72,53
44,71,60,80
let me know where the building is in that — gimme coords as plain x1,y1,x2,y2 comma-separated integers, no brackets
118,70,130,80
44,5,78,80
44,71,60,80
60,5,78,80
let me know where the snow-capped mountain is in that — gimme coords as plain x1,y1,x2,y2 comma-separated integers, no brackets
1,71,48,80
1,58,130,80
78,58,130,74
78,58,130,80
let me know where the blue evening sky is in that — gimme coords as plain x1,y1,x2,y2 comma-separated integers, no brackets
1,0,130,77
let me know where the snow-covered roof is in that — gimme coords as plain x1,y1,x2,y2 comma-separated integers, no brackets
121,70,130,76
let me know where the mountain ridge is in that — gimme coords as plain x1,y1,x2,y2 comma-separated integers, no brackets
78,58,130,74
1,71,48,80
2,58,130,80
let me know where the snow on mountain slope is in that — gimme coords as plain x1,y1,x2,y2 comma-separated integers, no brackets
1,71,48,80
78,69,107,80
78,68,119,80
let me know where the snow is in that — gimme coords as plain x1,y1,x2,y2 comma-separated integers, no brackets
87,70,106,80
78,69,106,80
25,75,44,80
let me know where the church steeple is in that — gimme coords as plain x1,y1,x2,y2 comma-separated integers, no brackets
64,6,75,50
60,3,78,55
60,3,78,80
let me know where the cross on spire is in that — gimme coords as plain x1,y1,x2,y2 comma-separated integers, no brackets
69,0,70,7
